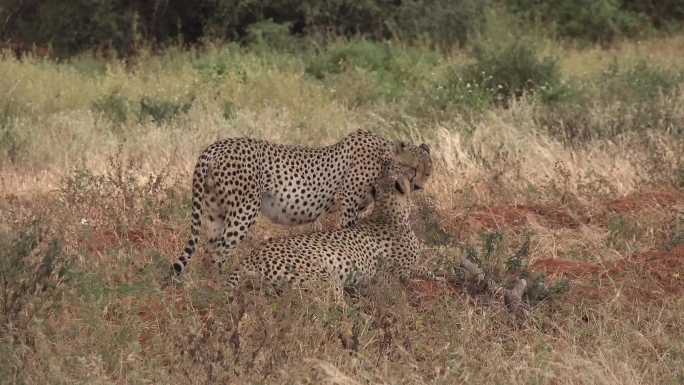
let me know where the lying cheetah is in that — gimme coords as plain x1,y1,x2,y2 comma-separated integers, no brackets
173,130,432,275
226,161,430,302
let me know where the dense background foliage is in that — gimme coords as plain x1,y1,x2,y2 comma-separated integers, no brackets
1,0,683,56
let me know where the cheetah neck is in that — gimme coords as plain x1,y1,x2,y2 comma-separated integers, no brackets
364,201,409,228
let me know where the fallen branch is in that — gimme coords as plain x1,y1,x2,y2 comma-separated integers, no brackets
438,256,530,317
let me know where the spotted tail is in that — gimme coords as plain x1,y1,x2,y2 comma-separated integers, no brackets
173,162,206,275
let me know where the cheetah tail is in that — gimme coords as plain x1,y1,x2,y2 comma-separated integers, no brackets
173,164,206,275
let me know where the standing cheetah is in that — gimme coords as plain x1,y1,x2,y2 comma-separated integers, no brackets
173,130,432,275
226,161,430,301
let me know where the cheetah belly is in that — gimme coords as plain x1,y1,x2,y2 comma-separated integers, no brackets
260,191,334,226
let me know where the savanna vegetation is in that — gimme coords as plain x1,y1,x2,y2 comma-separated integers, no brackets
1,1,683,384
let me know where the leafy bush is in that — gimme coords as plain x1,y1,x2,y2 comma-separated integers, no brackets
244,20,297,50
430,72,494,112
306,41,421,102
1,0,490,56
0,221,68,329
68,54,109,76
622,0,684,29
537,61,683,143
432,39,566,111
223,100,238,120
1,0,142,56
465,40,562,103
92,92,130,125
388,0,489,47
138,96,193,125
599,60,684,102
0,102,26,165
508,0,647,43
306,40,397,79
2,0,680,56
192,45,247,83
59,150,177,231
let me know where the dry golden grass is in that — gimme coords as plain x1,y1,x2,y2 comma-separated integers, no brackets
558,34,684,76
1,37,683,384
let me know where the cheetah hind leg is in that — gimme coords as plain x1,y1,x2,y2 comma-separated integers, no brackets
211,194,260,272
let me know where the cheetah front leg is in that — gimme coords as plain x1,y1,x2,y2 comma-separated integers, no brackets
332,283,347,307
226,270,241,289
337,189,371,228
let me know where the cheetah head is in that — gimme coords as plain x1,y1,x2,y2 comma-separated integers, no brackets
370,161,415,224
392,141,433,192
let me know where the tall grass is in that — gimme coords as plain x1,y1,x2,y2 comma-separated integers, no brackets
1,34,683,385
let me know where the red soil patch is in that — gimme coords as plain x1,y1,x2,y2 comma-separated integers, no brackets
406,279,458,308
531,244,684,300
82,225,179,255
466,204,582,231
458,188,682,233
530,258,602,279
607,189,684,214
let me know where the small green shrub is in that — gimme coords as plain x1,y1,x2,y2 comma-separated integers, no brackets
306,41,397,80
464,40,562,103
0,221,68,329
192,45,247,82
195,59,231,81
538,61,683,143
0,102,26,165
600,61,684,102
138,96,193,125
453,232,569,306
430,39,566,112
60,150,177,232
508,0,647,44
607,215,640,250
523,273,570,305
244,20,298,51
68,54,109,77
307,41,437,103
622,0,684,29
390,0,489,47
430,71,494,112
92,92,130,125
554,0,644,43
59,166,107,207
223,100,238,120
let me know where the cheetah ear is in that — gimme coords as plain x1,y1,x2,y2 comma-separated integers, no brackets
393,140,408,154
